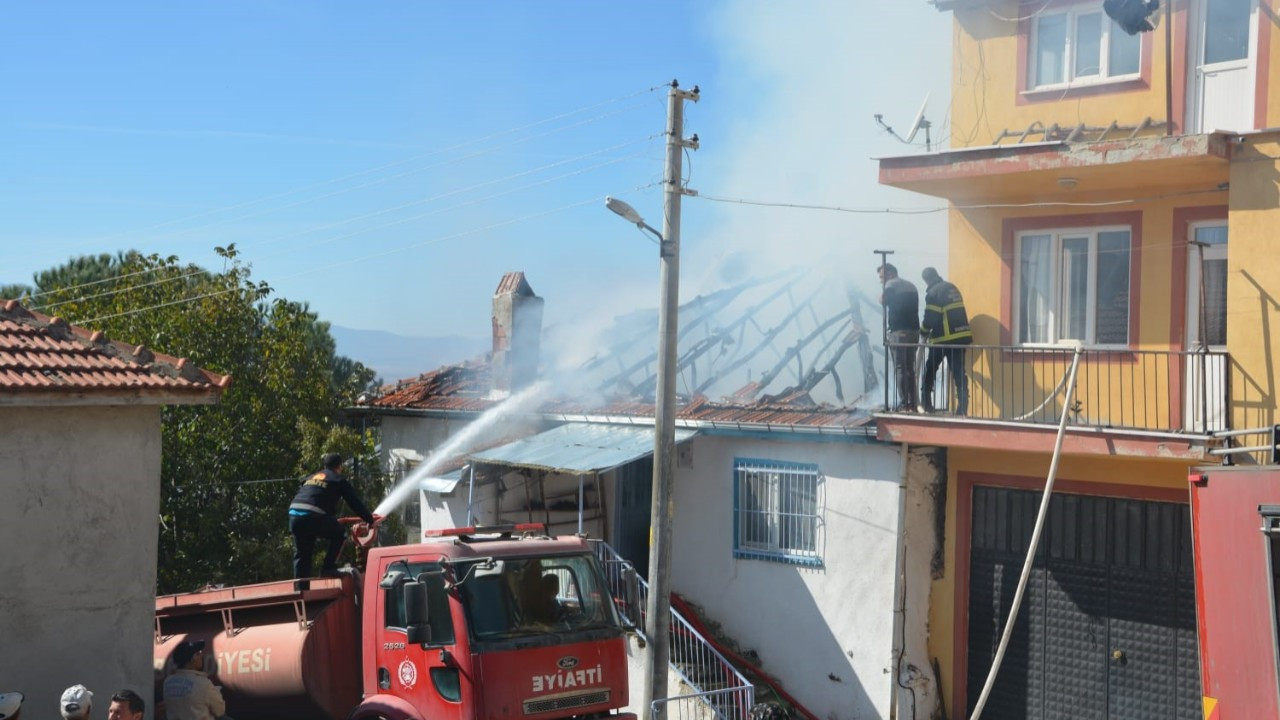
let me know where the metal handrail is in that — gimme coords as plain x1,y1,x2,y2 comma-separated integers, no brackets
590,540,755,720
882,343,1230,435
653,687,758,720
1210,425,1280,464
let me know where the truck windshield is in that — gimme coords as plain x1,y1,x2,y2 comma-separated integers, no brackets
457,553,620,642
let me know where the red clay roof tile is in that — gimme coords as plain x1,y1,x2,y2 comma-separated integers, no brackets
0,300,230,398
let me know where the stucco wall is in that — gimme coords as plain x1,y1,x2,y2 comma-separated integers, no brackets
0,405,162,719
1228,138,1280,431
668,434,904,720
951,4,1174,148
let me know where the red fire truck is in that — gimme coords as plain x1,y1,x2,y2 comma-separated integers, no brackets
154,524,640,720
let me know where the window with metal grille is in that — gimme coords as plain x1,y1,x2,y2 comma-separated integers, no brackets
733,458,822,566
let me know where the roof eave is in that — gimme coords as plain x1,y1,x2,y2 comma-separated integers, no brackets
0,388,225,407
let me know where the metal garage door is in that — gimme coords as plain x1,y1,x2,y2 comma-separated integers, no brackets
966,487,1201,719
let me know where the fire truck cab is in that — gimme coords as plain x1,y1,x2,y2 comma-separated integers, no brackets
355,525,636,720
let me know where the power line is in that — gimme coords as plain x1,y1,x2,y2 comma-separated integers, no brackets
140,103,657,246
73,185,659,326
34,136,659,310
11,84,665,273
697,186,1227,214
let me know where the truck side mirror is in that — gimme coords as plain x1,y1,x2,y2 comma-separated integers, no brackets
621,565,642,628
404,581,431,645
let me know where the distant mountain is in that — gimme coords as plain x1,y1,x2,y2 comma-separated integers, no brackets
330,325,488,384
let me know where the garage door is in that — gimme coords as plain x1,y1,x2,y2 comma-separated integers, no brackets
966,487,1202,719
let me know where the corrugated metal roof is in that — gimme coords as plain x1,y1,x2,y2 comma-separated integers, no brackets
469,423,697,474
0,299,229,399
420,468,463,493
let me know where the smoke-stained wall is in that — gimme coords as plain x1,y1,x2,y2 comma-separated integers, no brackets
0,405,162,720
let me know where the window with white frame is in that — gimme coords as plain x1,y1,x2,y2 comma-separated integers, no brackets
733,458,822,565
1016,227,1132,345
1029,3,1142,89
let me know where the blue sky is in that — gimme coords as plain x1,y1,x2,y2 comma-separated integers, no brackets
2,1,953,350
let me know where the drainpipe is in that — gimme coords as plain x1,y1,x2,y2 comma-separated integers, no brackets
890,442,911,720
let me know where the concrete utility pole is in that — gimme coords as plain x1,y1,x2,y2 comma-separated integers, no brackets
643,79,699,720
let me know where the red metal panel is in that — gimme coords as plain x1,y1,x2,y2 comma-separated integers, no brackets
472,638,628,720
1190,468,1280,718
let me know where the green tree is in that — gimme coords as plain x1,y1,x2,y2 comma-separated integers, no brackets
37,247,380,591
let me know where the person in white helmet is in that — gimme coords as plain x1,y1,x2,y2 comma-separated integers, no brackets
0,691,22,720
60,685,92,720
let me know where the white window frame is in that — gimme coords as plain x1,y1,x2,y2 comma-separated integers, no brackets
732,458,823,566
1013,225,1133,347
1027,2,1143,91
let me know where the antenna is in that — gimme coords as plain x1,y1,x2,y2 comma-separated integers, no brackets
904,94,930,143
874,93,933,152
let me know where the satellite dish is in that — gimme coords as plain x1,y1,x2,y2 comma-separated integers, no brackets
904,93,930,144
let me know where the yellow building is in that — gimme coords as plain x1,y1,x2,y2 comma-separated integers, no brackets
877,1,1280,718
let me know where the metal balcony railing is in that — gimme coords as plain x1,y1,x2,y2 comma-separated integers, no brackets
590,540,755,720
883,343,1231,435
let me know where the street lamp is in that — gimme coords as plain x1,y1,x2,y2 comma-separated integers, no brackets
602,80,698,720
606,196,663,242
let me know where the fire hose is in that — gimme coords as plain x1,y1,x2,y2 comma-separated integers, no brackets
968,348,1082,720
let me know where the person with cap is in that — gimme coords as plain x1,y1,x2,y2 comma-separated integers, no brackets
878,262,921,411
288,452,379,579
60,685,92,720
0,691,22,720
107,690,145,720
163,639,226,720
920,267,973,416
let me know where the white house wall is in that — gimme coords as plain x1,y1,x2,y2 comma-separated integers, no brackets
0,405,162,719
669,434,904,720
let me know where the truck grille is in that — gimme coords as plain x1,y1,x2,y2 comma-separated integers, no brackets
523,690,611,715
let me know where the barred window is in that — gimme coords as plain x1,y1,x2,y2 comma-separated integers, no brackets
733,458,823,566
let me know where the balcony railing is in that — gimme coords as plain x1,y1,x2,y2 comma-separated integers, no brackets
883,343,1230,434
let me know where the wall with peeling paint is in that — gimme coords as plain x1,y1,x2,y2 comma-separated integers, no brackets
667,434,920,720
0,405,161,720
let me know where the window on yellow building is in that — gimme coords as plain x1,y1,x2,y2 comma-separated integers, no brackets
1016,227,1131,345
1030,4,1141,89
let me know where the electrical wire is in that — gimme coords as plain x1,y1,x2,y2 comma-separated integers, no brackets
18,85,665,265
986,0,1054,23
14,87,665,289
696,186,1227,215
140,103,657,245
28,134,661,309
73,184,659,326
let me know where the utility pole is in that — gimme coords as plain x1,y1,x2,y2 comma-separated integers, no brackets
643,79,699,720
874,249,895,411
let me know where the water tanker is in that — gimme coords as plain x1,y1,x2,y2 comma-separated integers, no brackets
155,523,640,720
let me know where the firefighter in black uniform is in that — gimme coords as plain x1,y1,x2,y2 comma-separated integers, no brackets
920,267,973,415
288,453,377,578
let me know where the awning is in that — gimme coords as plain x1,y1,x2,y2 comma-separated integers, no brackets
468,423,698,475
420,469,463,494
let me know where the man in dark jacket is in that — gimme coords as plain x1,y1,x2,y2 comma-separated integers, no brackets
920,267,973,415
878,263,920,411
288,453,377,578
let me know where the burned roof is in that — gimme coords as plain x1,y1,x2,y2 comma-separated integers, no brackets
0,299,230,405
364,270,878,430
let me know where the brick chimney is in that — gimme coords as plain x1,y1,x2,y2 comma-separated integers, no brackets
491,272,544,394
